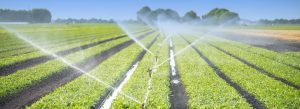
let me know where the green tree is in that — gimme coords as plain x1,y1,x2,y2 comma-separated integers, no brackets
202,8,239,25
137,6,152,23
0,8,51,23
182,10,200,22
31,9,52,23
137,6,180,25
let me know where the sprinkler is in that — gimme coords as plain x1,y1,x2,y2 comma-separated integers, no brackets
141,103,145,109
147,66,157,77
147,54,159,78
116,21,154,56
155,55,159,63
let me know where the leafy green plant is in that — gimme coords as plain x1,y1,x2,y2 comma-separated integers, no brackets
29,32,157,108
174,36,250,108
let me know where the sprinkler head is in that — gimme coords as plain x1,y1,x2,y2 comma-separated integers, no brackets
152,68,157,72
158,43,162,47
141,103,145,109
150,67,157,73
155,55,159,62
147,67,157,77
148,69,152,77
148,85,152,90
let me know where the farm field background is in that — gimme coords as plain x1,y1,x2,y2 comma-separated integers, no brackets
0,23,299,109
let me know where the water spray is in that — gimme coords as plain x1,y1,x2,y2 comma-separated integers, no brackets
153,19,237,68
1,25,142,104
101,62,140,109
116,21,154,56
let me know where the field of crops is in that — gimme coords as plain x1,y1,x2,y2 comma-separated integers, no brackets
0,23,299,109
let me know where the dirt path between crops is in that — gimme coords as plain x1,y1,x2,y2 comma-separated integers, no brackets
213,29,300,52
93,34,158,109
0,31,154,109
181,36,266,109
168,38,188,109
207,42,300,89
0,30,152,76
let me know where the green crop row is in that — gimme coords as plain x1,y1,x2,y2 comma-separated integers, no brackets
209,37,300,68
0,24,124,52
284,52,300,58
0,32,27,51
0,26,75,46
173,36,250,108
0,32,129,67
0,29,151,68
143,36,170,108
0,26,150,59
185,35,299,108
0,32,94,52
111,34,170,108
0,30,122,54
206,37,300,86
0,34,132,99
0,24,149,52
28,32,157,108
0,32,124,59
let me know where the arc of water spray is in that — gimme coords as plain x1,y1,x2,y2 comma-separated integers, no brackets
116,21,154,56
101,62,140,109
1,25,142,104
154,19,236,68
154,34,204,68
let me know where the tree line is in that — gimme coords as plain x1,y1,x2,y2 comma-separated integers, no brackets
259,18,300,25
137,6,240,25
54,18,115,23
2,7,298,25
0,9,51,23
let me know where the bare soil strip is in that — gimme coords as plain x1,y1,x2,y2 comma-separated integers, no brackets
181,36,266,109
208,43,300,89
93,34,159,109
0,31,154,109
168,39,188,109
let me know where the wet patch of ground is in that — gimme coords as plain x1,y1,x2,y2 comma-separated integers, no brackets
168,39,188,109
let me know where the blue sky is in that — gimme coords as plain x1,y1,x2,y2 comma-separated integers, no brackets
1,0,299,21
